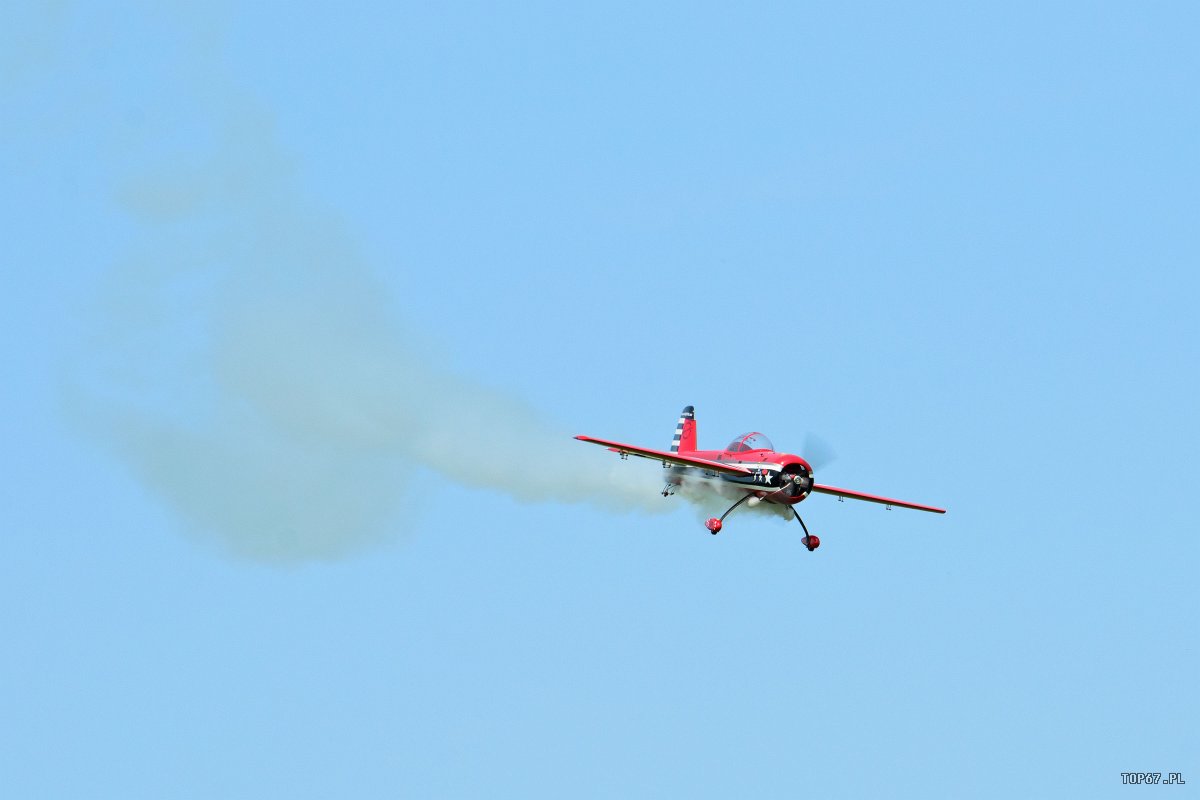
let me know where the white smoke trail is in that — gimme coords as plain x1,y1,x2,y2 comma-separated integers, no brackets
68,111,667,562
675,475,794,523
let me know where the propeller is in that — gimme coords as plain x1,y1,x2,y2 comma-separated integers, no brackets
802,432,837,471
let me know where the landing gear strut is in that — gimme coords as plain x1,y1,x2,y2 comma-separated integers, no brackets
705,495,821,552
705,493,753,534
791,506,820,551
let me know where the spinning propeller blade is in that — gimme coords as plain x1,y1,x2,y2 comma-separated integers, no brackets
802,432,837,471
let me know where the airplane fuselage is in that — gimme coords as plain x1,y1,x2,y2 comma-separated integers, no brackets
667,446,814,505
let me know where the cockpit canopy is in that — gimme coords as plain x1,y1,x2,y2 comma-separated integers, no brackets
725,432,774,453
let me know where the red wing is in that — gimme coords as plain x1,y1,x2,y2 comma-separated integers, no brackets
811,483,946,514
574,435,754,477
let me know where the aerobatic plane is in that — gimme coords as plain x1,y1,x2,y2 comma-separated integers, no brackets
576,406,945,552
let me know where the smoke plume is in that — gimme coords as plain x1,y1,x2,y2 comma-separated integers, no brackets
69,111,665,562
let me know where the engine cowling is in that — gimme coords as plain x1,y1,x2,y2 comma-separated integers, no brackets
774,461,814,502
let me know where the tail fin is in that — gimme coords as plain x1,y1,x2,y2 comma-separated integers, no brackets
671,406,697,453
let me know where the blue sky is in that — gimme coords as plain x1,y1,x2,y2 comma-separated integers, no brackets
2,2,1196,797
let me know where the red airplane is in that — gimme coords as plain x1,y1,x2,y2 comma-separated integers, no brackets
576,405,945,552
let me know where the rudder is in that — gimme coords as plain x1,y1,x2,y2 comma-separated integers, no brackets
671,406,697,453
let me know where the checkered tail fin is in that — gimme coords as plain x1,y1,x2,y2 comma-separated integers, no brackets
670,406,697,453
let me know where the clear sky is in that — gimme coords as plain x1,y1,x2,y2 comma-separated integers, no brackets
2,2,1196,798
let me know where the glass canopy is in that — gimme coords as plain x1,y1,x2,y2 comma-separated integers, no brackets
724,432,774,453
